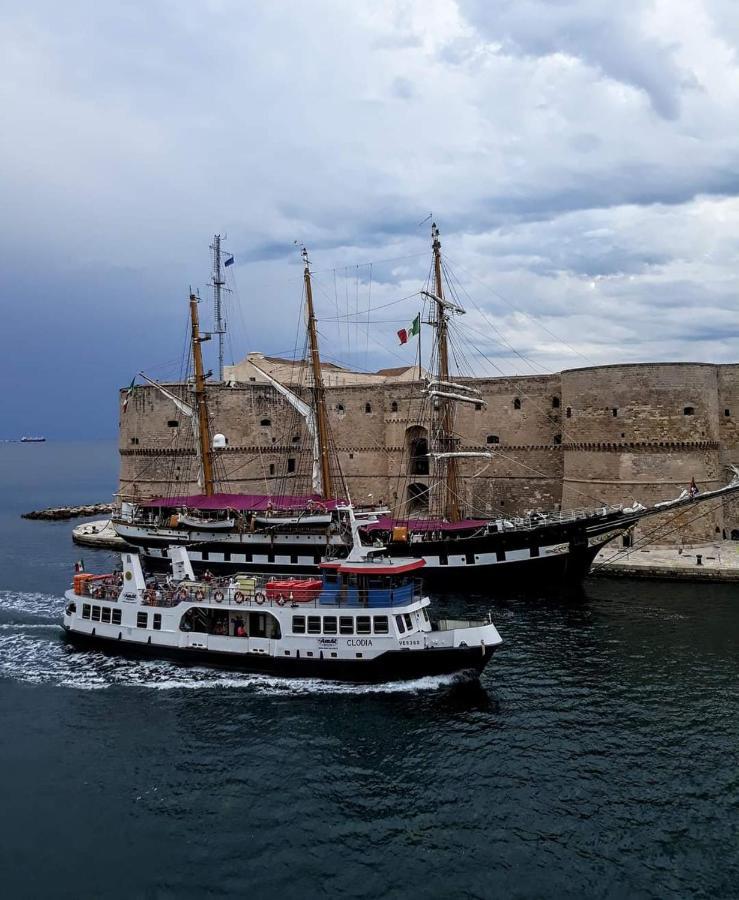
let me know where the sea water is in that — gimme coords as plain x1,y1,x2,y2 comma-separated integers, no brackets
0,441,737,898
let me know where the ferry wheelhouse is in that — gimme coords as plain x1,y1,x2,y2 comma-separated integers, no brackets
62,546,502,683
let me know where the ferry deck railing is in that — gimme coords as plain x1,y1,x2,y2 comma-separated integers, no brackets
73,573,425,611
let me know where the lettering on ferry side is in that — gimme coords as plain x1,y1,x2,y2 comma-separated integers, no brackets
399,639,421,647
346,638,373,647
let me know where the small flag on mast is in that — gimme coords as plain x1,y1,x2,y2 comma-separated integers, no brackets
397,313,421,346
122,377,136,413
224,255,235,267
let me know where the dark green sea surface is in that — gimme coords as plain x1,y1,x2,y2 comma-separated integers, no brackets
1,441,737,898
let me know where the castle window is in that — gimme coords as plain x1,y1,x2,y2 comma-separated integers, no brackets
612,408,618,417
513,398,521,410
365,402,372,414
566,408,572,419
391,401,398,413
683,406,695,416
486,435,499,444
552,397,560,409
130,437,139,445
553,434,562,445
292,434,300,443
475,403,482,411
336,403,345,413
725,409,731,417
269,464,275,476
167,420,179,428
287,458,296,473
260,418,271,427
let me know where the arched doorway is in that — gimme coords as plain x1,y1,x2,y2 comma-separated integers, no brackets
407,482,429,515
405,425,429,476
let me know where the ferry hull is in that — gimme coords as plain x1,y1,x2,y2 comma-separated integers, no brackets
62,626,496,683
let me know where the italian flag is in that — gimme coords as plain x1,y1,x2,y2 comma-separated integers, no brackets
398,313,421,346
122,377,136,413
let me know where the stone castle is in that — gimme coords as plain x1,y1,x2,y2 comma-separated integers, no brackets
119,355,739,544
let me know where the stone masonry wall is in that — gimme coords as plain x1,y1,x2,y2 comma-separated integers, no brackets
119,361,739,544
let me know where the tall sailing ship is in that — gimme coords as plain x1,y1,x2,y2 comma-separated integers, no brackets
113,228,739,584
114,246,377,572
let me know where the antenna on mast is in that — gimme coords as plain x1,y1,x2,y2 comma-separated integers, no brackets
210,234,227,381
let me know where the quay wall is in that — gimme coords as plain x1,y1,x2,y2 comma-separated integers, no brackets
118,361,739,544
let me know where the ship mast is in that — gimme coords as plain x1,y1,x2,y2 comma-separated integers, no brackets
189,292,215,496
211,234,225,382
431,224,461,522
303,247,333,499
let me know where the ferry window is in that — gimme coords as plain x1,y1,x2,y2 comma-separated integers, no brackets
391,401,398,412
82,604,91,619
292,616,306,634
112,609,122,625
136,612,148,629
287,458,296,473
339,617,354,635
395,614,405,633
91,606,101,621
323,616,337,634
486,435,499,444
101,607,112,624
153,614,162,631
513,398,521,410
357,616,371,635
167,420,179,428
684,406,695,416
307,616,321,635
260,418,271,427
403,613,413,630
421,607,429,623
373,616,389,634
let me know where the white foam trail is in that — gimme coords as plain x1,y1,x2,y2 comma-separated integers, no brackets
0,590,469,695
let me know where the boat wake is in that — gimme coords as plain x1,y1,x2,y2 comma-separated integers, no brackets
0,590,470,695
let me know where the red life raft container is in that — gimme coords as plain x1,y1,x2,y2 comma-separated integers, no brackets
265,578,322,602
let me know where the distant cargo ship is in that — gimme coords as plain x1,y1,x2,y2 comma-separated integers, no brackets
20,436,46,443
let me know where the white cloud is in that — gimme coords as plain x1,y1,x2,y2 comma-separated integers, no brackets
0,0,738,436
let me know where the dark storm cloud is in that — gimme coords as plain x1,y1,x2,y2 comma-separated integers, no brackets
0,1,738,438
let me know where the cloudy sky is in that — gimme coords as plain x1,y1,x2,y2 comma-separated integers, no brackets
2,0,739,438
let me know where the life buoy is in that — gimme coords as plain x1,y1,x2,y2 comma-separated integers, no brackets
214,591,224,603
195,590,205,602
234,591,244,604
276,596,286,607
254,592,266,605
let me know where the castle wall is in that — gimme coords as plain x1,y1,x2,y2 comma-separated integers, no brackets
119,361,739,544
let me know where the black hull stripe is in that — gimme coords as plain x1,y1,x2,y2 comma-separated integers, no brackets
63,629,495,683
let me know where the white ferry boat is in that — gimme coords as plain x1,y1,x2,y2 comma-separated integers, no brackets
62,518,502,683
